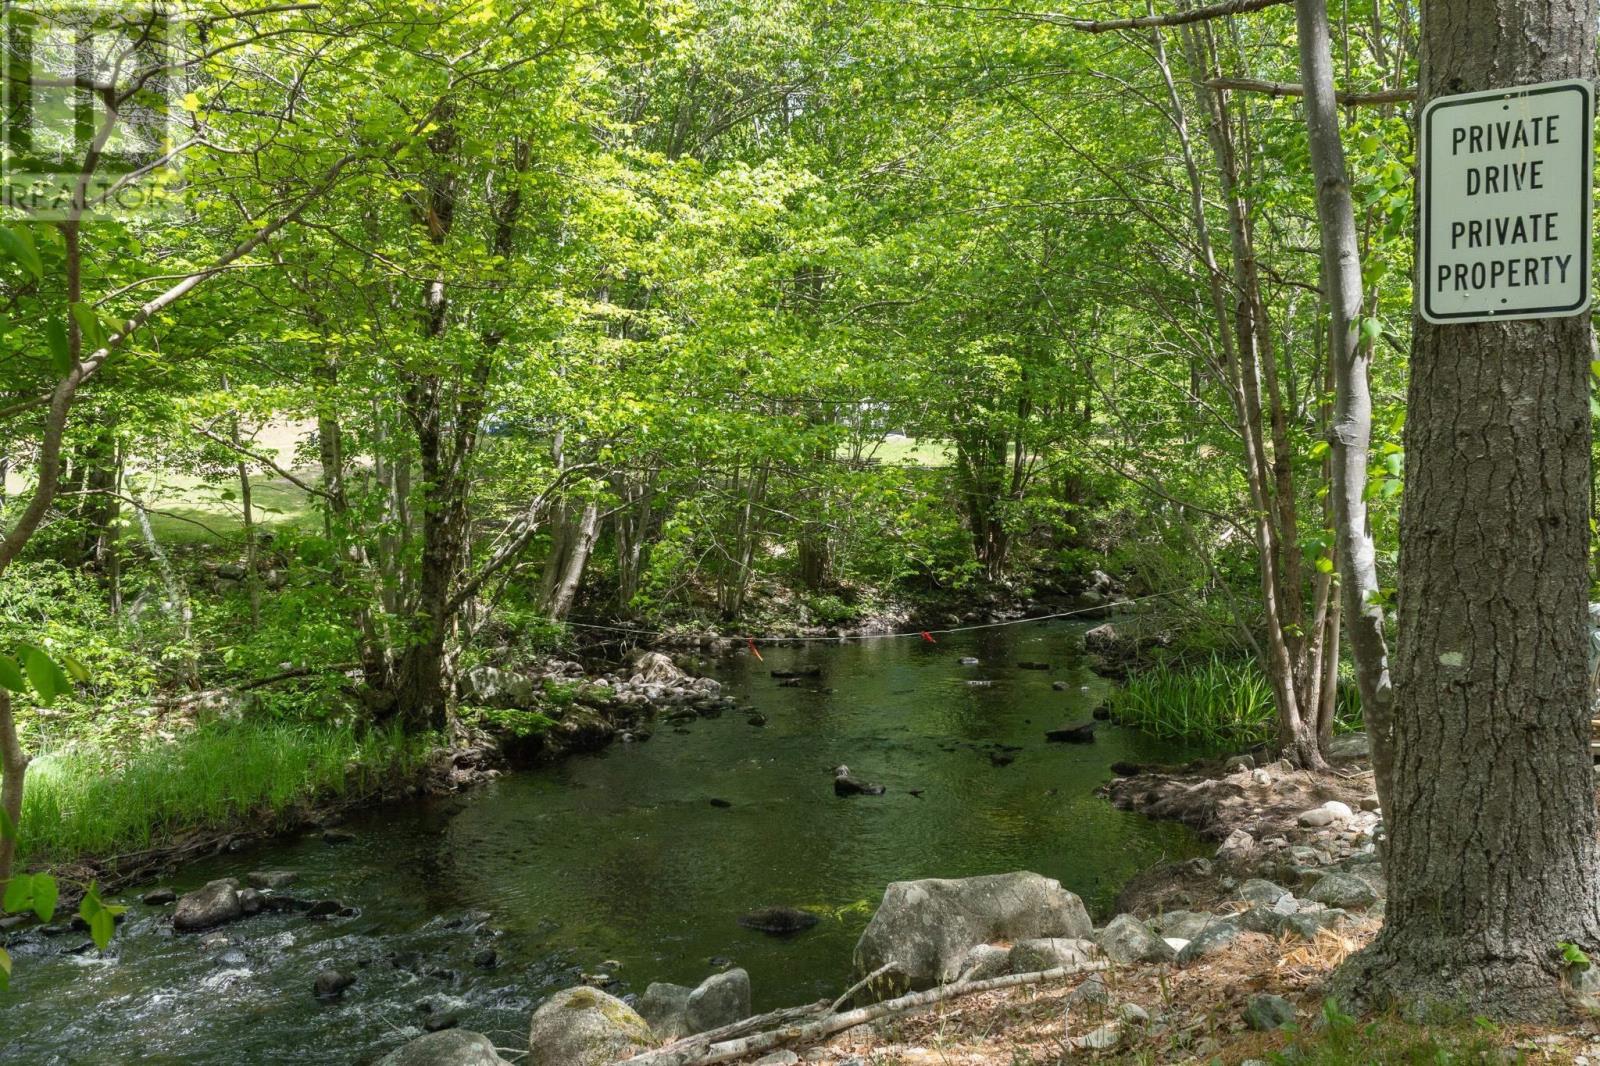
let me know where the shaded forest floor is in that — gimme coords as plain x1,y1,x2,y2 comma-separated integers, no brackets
794,920,1596,1064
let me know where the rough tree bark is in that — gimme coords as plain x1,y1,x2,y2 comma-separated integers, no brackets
1335,0,1600,1016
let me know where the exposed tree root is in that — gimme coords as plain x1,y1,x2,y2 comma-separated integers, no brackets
1331,931,1582,1023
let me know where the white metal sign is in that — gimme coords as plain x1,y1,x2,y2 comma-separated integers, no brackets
1419,78,1593,324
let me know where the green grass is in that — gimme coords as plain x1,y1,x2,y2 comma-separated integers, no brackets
142,475,320,545
1110,655,1361,749
1260,1002,1525,1064
846,435,952,468
6,719,431,864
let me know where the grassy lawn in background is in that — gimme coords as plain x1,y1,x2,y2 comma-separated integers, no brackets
3,421,321,546
852,434,953,468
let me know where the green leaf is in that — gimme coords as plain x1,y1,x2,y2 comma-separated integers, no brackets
0,655,23,693
1314,556,1334,574
44,318,70,375
1360,317,1382,344
79,884,121,951
70,302,104,349
30,874,55,923
0,944,11,991
2,873,32,915
20,646,70,705
59,654,89,684
0,226,42,281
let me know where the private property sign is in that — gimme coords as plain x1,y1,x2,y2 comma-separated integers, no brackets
1420,79,1593,324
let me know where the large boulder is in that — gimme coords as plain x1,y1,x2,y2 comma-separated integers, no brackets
685,968,751,1034
377,1030,509,1066
527,987,653,1066
1082,624,1126,655
852,872,1092,998
460,666,535,709
636,982,693,1040
632,651,686,685
1095,914,1175,964
173,879,243,932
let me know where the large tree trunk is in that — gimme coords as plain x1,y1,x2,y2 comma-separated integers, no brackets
543,500,599,621
1336,0,1600,1017
0,690,27,884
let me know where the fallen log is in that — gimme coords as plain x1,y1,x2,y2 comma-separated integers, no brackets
616,962,1109,1066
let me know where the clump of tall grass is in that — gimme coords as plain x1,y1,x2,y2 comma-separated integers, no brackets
5,719,430,864
1110,655,1361,749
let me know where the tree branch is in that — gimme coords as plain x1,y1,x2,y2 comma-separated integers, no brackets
1207,77,1417,104
620,963,1110,1066
191,425,331,501
976,0,1294,32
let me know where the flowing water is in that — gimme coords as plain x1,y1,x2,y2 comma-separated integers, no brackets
0,621,1207,1064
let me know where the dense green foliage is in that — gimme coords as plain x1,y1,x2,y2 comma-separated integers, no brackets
0,0,1436,897
15,720,426,864
1111,657,1362,749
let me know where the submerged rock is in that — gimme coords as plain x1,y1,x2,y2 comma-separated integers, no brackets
852,871,1092,998
313,969,356,999
142,887,176,906
1044,722,1096,743
246,870,298,890
527,987,652,1066
833,765,886,796
376,1029,509,1066
238,888,265,916
737,906,820,935
173,879,243,933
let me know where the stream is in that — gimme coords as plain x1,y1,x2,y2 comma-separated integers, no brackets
0,620,1207,1064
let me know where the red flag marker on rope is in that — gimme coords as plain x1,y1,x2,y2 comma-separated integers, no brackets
747,637,764,661
921,630,936,643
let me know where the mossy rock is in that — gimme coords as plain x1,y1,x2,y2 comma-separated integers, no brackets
528,986,653,1066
